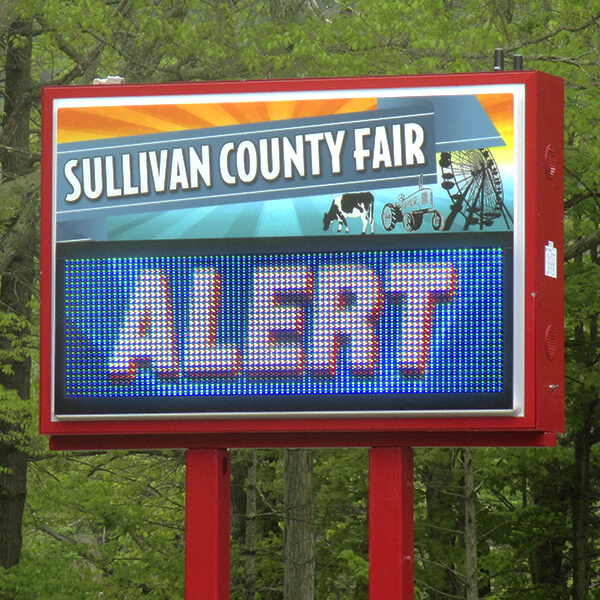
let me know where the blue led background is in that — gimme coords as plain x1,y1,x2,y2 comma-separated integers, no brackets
57,244,509,416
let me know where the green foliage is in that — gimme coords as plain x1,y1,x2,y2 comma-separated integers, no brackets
2,0,600,597
230,449,285,599
229,448,368,599
314,449,368,599
0,451,186,599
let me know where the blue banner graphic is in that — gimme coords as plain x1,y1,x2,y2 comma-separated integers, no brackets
56,107,436,222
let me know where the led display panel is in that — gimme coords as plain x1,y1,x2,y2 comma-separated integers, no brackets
40,71,565,444
56,238,509,417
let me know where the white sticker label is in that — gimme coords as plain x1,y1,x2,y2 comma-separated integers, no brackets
545,241,557,278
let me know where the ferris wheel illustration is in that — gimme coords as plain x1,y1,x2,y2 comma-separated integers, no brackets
438,148,512,231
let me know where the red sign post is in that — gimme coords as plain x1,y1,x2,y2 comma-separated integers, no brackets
369,447,415,600
40,70,564,597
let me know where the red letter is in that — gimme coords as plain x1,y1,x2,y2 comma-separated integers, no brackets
184,268,239,379
245,265,312,377
109,269,178,381
388,263,456,376
309,266,382,376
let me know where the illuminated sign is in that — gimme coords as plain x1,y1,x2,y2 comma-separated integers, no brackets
41,72,564,444
57,240,508,417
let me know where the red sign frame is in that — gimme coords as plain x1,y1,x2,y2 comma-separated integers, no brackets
40,70,564,449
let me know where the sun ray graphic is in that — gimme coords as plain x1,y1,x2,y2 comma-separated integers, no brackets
476,93,515,165
57,97,378,144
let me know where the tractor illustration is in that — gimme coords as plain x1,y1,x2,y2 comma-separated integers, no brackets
381,176,445,233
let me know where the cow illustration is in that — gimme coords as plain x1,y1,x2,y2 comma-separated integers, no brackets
323,192,375,235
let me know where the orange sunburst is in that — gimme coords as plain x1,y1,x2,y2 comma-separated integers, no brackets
476,93,515,162
56,97,379,144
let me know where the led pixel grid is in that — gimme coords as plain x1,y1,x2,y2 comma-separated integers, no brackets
57,246,508,416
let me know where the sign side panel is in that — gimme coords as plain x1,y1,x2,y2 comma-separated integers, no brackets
40,88,57,434
530,73,565,433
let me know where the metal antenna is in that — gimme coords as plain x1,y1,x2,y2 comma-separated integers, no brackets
494,49,504,71
513,54,524,70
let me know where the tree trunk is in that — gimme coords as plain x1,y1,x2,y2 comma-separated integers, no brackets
283,449,315,600
463,448,478,600
2,19,32,177
571,400,596,600
0,440,27,568
0,257,34,568
528,458,569,600
245,449,258,600
0,17,35,570
422,449,462,600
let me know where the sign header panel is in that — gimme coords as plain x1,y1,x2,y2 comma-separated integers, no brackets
40,72,564,443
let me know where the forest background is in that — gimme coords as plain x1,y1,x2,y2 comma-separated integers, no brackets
0,0,597,598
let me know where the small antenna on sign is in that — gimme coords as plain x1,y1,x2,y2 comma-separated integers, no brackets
513,54,524,70
493,49,504,71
